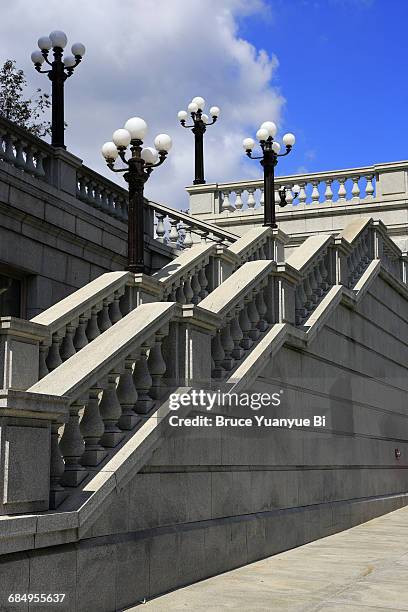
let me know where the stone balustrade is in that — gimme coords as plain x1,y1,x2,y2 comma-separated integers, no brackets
200,260,276,379
187,161,408,222
28,301,219,507
77,165,129,222
0,115,51,179
4,217,407,512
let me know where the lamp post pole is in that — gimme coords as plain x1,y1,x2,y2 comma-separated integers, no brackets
178,96,220,185
102,118,172,274
243,121,297,229
31,30,85,149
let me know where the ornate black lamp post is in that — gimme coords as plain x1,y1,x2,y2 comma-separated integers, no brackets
31,30,85,149
101,117,172,274
243,121,296,228
178,96,220,185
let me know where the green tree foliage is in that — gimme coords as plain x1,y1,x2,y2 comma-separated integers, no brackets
0,59,51,137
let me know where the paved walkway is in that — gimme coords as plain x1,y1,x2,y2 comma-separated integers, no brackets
134,505,408,611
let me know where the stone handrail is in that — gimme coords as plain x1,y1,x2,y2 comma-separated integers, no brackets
0,115,51,179
187,161,408,216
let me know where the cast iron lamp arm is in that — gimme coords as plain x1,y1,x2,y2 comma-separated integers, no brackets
276,145,293,158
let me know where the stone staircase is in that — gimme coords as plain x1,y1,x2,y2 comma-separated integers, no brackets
1,214,408,611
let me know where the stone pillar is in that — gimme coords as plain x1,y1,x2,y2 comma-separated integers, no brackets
0,317,49,390
163,305,221,388
0,389,68,515
273,264,301,325
46,148,83,196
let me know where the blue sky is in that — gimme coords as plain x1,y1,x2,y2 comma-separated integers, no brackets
239,0,408,176
0,0,405,207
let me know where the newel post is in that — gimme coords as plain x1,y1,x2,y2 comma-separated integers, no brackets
0,389,68,515
162,304,221,388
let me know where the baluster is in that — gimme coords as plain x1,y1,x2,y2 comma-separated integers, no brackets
230,308,244,359
320,255,330,291
98,298,113,332
365,174,374,199
59,400,87,487
338,178,347,202
285,187,294,206
25,145,37,174
86,306,100,341
191,272,202,304
78,175,87,201
155,212,166,242
221,190,233,212
235,189,243,210
49,421,67,508
198,266,209,298
35,151,46,178
166,218,178,247
211,331,225,378
309,269,320,303
183,227,193,248
260,187,264,207
247,291,261,340
99,371,124,447
133,344,154,413
314,263,324,298
107,192,116,215
311,181,320,205
239,303,253,349
109,291,123,324
183,277,194,303
46,333,63,371
176,283,187,304
4,133,15,163
256,287,268,331
221,320,235,371
303,275,315,311
117,356,140,430
73,314,89,350
93,185,103,211
299,282,309,318
14,140,26,168
80,386,107,466
60,323,77,361
39,343,49,379
324,179,333,203
351,176,360,203
247,188,256,209
148,331,167,399
298,182,307,206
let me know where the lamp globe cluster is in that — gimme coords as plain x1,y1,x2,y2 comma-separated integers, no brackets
102,117,172,167
178,96,221,185
31,30,85,71
242,120,297,228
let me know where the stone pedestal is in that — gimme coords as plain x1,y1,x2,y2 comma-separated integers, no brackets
0,389,67,515
0,317,49,390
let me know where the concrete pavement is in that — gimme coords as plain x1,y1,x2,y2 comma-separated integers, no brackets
130,505,408,611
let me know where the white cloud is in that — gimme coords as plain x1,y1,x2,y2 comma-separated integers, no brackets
0,0,285,209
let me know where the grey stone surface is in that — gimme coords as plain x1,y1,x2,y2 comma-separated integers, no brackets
136,504,408,611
